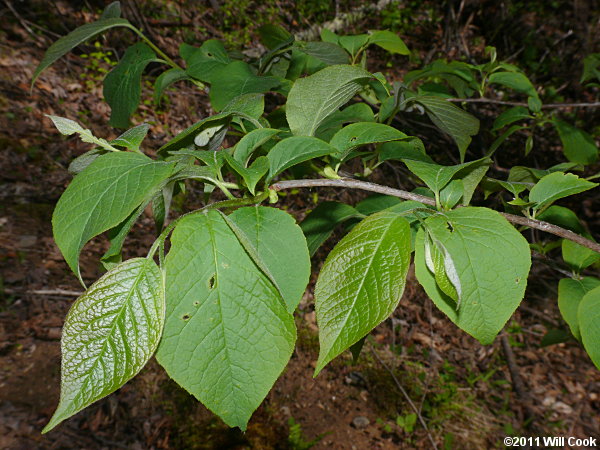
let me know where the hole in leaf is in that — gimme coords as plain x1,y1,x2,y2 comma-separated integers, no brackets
193,301,200,307
207,52,213,57
208,273,216,289
350,136,358,142
515,277,520,284
446,222,454,233
182,314,191,321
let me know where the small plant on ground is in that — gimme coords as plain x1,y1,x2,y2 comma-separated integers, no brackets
32,1,600,435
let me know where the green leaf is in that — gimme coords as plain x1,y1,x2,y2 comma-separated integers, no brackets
379,139,433,163
529,172,598,211
581,53,600,84
300,201,362,256
294,41,350,66
209,61,279,112
402,157,490,196
154,68,189,105
32,17,133,86
224,154,269,194
222,93,265,120
439,179,463,210
329,122,408,161
101,200,148,265
52,152,174,281
266,136,336,183
233,128,281,166
414,207,531,344
42,257,164,433
111,123,150,152
558,277,600,340
578,286,600,369
181,40,230,83
103,42,156,128
488,71,538,99
315,103,375,141
537,206,586,234
156,211,296,430
338,34,369,56
554,120,599,165
423,231,459,302
229,206,311,312
492,106,532,131
100,1,121,19
367,30,409,55
158,113,231,155
47,115,119,152
562,239,600,272
68,149,103,175
314,211,411,375
413,96,479,161
286,65,373,136
258,24,293,49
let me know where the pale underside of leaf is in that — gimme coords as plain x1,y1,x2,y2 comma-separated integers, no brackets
43,258,164,433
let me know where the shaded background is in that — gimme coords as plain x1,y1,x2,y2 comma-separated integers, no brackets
1,0,599,448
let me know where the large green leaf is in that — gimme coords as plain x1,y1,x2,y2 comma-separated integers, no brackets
413,96,480,161
103,42,156,128
294,41,350,66
488,71,538,98
314,211,411,375
300,201,362,256
286,65,372,136
367,30,409,55
414,207,531,344
42,257,164,433
52,152,174,281
181,40,230,83
229,206,311,312
32,17,133,86
529,172,598,211
266,136,336,183
329,122,408,161
156,211,296,429
209,61,279,111
492,106,532,131
579,286,600,369
558,277,600,341
554,120,599,165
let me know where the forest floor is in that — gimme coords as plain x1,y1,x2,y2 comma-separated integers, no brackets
1,1,600,449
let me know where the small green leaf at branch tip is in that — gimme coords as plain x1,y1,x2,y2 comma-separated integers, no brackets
46,115,119,152
42,257,164,433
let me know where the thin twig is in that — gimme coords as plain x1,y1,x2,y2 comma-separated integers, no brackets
3,288,82,297
448,98,600,109
370,346,439,450
271,178,600,253
500,335,535,422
